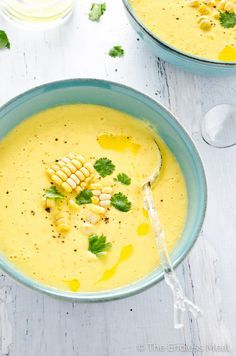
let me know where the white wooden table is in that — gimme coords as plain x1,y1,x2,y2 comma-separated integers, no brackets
0,1,235,355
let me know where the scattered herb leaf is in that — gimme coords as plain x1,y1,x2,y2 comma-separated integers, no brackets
219,12,236,28
109,45,124,58
44,186,64,200
75,189,93,205
88,234,112,256
111,192,131,212
94,157,115,177
115,173,131,185
89,3,106,21
0,31,10,49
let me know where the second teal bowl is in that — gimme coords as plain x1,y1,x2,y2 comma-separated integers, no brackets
122,0,236,76
0,79,207,301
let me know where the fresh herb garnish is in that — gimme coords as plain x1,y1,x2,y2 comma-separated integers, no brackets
75,189,93,205
0,31,10,49
94,157,115,177
88,234,112,256
111,192,131,212
109,45,124,58
115,173,131,185
44,186,64,200
89,3,106,21
219,12,236,28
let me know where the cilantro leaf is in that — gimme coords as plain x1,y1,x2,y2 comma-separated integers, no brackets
0,31,10,49
219,12,236,28
109,45,124,58
44,186,64,200
75,189,93,205
94,157,115,177
115,173,131,185
111,192,131,212
88,234,112,256
89,3,106,21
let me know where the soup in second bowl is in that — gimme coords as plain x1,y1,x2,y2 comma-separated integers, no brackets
129,0,236,62
0,104,187,292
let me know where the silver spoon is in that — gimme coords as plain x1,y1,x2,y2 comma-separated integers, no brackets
143,142,201,329
201,104,236,148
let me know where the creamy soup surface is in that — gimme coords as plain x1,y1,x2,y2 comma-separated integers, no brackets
130,0,236,61
0,105,187,292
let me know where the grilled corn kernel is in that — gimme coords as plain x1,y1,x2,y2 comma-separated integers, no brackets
198,4,210,13
80,222,95,235
101,187,113,194
84,163,95,173
100,200,111,207
100,193,111,201
90,204,106,215
61,157,70,163
56,211,70,232
71,159,82,170
199,19,212,30
85,176,93,184
67,152,75,159
57,211,69,219
68,199,79,211
52,164,60,171
56,170,68,181
61,182,73,193
188,0,200,7
217,0,227,9
224,1,235,11
208,0,216,6
86,212,101,225
75,170,85,181
46,199,56,208
93,190,101,196
75,186,82,194
47,168,55,176
76,154,86,164
57,160,65,168
92,196,100,204
42,197,55,209
57,223,71,232
81,182,87,188
61,166,71,176
52,175,63,185
66,178,76,189
90,183,102,190
80,167,90,178
70,174,80,185
67,162,77,173
213,10,220,19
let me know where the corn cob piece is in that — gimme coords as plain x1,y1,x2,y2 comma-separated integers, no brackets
55,211,71,233
85,185,113,225
47,153,96,193
90,184,113,209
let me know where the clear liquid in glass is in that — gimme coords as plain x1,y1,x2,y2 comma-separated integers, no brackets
0,0,75,27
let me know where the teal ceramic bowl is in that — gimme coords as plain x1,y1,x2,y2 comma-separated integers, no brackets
122,0,236,76
0,79,207,301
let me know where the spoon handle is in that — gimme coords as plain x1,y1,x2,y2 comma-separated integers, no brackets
144,184,202,328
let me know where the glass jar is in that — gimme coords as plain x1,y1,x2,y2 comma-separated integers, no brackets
0,0,75,27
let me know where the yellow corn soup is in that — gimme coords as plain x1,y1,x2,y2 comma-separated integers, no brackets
130,0,236,61
0,105,187,292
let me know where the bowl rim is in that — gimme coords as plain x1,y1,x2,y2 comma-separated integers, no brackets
122,0,236,67
0,78,207,301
